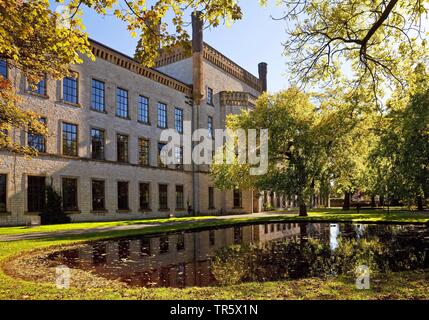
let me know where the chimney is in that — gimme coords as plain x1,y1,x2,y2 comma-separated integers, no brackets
258,62,268,92
192,11,204,105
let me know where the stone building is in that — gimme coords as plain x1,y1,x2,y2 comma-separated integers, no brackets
0,13,271,226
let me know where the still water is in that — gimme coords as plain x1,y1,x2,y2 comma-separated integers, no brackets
48,222,429,288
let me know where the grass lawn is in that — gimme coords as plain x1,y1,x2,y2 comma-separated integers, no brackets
0,207,428,300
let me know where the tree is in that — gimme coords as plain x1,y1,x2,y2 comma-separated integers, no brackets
210,88,332,216
0,0,243,155
277,0,429,102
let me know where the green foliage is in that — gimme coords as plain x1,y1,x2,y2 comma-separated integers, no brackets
40,186,71,225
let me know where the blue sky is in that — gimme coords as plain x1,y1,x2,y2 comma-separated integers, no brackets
55,1,290,92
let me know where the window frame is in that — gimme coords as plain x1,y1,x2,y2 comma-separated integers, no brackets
116,87,129,119
61,122,78,157
28,117,47,153
207,87,214,105
157,102,168,128
174,107,183,133
91,179,106,212
158,184,169,210
117,181,129,211
62,72,79,105
138,95,150,124
62,177,79,212
91,128,105,160
91,78,106,112
175,185,184,210
116,133,129,163
0,174,7,213
138,137,150,166
139,182,151,211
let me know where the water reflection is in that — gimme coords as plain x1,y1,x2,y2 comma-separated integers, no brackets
48,223,429,288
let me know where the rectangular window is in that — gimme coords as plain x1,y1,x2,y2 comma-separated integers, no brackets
175,146,183,169
0,59,7,79
92,179,105,211
139,183,150,210
63,75,78,104
62,122,78,156
174,108,183,133
158,142,166,167
208,116,213,138
91,79,105,112
62,178,78,211
0,174,6,212
27,176,45,212
138,138,150,166
176,185,184,209
116,87,129,118
29,78,47,96
159,184,168,210
28,117,46,153
233,189,242,208
208,187,215,209
177,233,185,251
157,102,167,128
138,95,149,123
117,134,129,163
91,128,105,160
207,87,213,105
117,181,129,210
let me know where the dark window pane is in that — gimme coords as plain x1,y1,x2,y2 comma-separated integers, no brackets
174,108,183,133
157,102,167,128
29,78,46,96
139,138,150,166
208,187,215,209
91,128,105,160
207,87,213,105
28,118,46,153
159,184,168,209
139,183,150,210
158,142,166,167
117,134,128,162
116,87,129,118
176,185,184,209
92,180,105,211
138,95,149,123
233,189,242,208
208,116,213,138
63,76,78,104
117,181,129,210
62,178,78,211
91,79,105,112
175,146,183,169
0,174,6,212
27,176,45,212
62,122,78,156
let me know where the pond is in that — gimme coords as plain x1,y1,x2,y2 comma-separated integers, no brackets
48,222,429,288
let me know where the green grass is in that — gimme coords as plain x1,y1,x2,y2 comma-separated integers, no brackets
1,208,429,300
0,208,428,237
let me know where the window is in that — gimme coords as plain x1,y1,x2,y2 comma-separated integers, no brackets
157,102,167,128
116,87,129,118
138,138,150,166
174,108,183,133
138,95,149,123
62,122,78,156
91,79,105,112
0,59,7,79
63,75,78,104
176,185,184,209
208,116,213,138
177,233,185,251
29,78,47,96
117,134,129,162
139,183,150,210
62,178,78,211
28,118,46,153
117,181,129,210
233,189,242,208
158,142,166,167
175,146,183,169
208,187,215,209
0,174,6,212
159,184,168,210
27,176,45,212
207,87,213,105
92,179,105,211
91,128,105,160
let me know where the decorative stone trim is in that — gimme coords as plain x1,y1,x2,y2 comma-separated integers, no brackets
220,91,257,107
90,40,193,97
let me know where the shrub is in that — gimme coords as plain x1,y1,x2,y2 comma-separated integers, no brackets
39,186,71,225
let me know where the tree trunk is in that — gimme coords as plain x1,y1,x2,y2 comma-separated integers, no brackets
343,192,351,210
370,195,376,208
297,194,308,216
417,196,424,211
